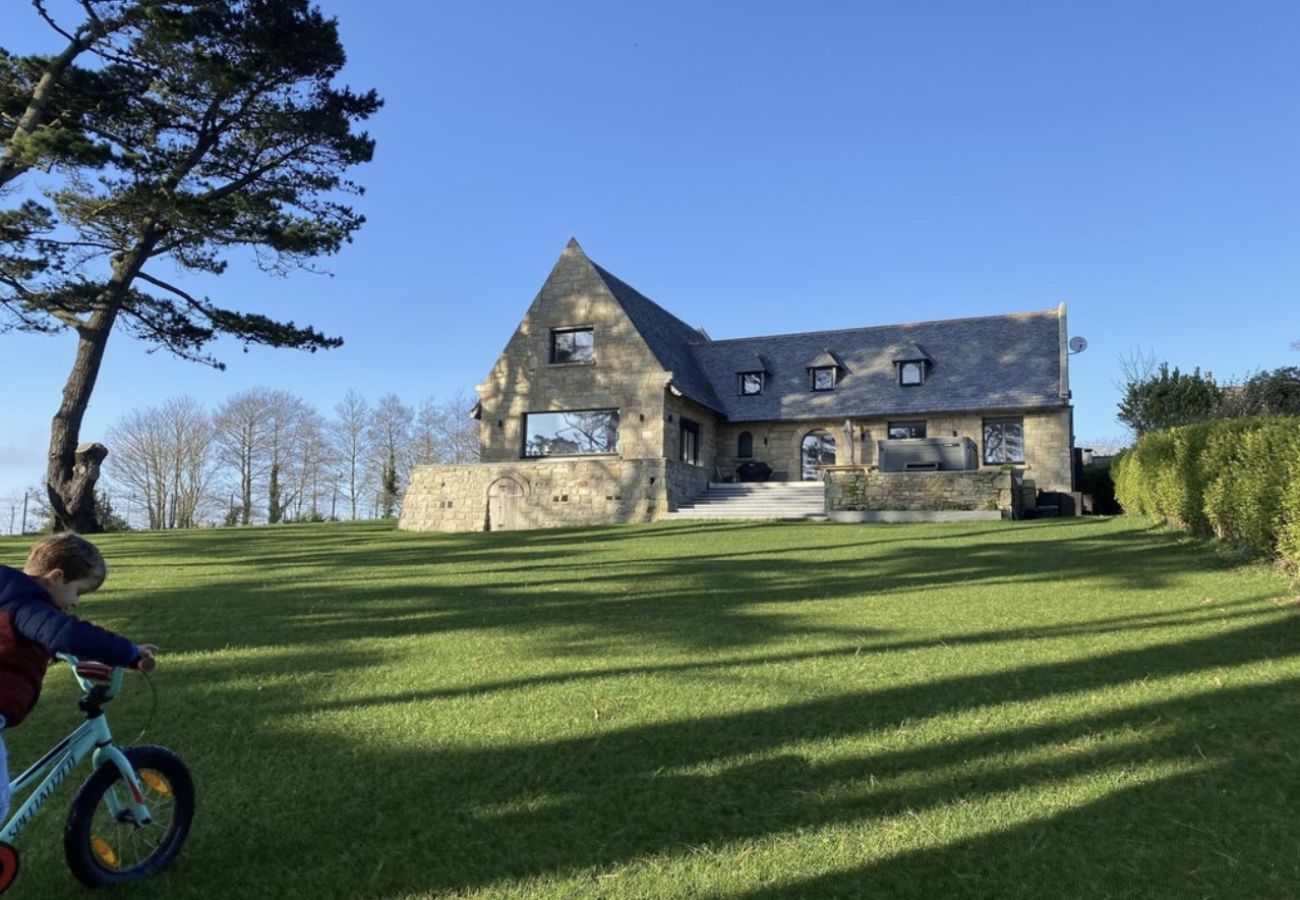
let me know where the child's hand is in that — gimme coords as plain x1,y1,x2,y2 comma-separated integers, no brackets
135,644,159,673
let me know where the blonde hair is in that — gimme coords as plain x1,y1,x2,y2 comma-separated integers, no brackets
23,533,107,590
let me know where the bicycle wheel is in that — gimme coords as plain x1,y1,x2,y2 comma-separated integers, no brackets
64,745,194,888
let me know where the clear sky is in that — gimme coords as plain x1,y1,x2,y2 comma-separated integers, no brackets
3,0,1298,508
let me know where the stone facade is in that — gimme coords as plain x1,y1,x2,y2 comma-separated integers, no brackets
399,458,711,533
825,469,1023,517
476,247,675,463
399,239,1076,533
715,408,1072,491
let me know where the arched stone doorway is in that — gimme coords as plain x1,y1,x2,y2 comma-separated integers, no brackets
486,477,526,531
801,430,836,480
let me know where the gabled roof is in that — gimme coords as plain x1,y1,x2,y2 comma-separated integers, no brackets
692,312,1066,422
805,349,847,370
892,341,934,364
587,259,725,414
567,243,1066,423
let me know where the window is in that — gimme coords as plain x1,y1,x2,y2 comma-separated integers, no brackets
899,361,925,386
523,410,619,457
810,367,837,391
550,327,593,364
737,431,754,458
680,419,700,465
738,372,764,395
983,417,1024,464
801,430,836,480
888,421,927,439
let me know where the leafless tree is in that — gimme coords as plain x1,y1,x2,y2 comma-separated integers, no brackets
413,389,480,466
286,408,333,521
262,390,314,525
368,393,413,516
329,390,372,520
105,396,215,529
213,389,277,525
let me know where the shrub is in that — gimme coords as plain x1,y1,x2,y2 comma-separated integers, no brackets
1118,416,1300,567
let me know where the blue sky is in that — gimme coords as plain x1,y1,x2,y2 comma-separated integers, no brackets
3,0,1298,505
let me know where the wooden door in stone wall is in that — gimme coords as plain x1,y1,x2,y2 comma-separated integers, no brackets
487,477,524,531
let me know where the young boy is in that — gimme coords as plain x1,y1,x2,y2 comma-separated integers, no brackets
0,533,156,822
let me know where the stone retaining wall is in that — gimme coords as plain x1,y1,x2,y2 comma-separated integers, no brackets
399,457,709,533
825,469,1023,517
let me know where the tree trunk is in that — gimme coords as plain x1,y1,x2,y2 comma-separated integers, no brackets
46,232,159,531
47,322,115,532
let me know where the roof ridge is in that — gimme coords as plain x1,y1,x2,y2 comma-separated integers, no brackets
703,308,1060,346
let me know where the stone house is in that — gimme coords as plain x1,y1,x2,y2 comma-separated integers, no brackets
399,239,1076,532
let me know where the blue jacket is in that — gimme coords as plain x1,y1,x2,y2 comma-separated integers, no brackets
0,565,140,727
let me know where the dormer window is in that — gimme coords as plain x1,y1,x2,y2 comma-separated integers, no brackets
550,327,593,364
738,372,764,395
805,349,845,392
810,366,837,391
892,341,933,388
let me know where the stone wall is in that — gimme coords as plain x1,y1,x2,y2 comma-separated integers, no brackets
715,408,1072,491
476,243,673,462
399,458,708,533
825,469,1023,516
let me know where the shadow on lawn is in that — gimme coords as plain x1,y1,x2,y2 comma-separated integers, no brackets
152,608,1300,899
103,518,1251,661
29,518,1294,897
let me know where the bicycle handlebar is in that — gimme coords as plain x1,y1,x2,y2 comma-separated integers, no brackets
56,653,125,702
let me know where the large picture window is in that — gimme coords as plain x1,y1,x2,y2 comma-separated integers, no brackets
550,327,594,364
983,417,1024,464
523,410,619,457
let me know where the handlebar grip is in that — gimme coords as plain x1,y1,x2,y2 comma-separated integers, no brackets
73,661,115,682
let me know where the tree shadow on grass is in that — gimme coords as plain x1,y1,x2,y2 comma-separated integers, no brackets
92,517,1264,663
106,609,1300,900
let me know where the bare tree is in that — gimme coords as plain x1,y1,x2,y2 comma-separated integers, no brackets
287,408,333,521
414,389,480,465
369,394,413,518
213,389,276,525
262,390,313,524
329,390,372,520
105,396,215,529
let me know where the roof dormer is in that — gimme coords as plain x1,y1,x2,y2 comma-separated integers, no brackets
892,342,933,387
806,349,845,392
736,353,773,395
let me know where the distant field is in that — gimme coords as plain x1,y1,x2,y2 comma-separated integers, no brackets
1,517,1297,899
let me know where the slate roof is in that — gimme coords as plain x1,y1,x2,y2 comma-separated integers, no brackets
586,247,1065,423
690,314,1066,422
590,263,726,414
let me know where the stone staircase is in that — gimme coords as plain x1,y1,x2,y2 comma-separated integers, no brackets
665,482,827,521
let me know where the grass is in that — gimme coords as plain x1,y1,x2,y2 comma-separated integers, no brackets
1,516,1298,899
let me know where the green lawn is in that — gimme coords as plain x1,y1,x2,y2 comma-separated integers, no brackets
1,516,1297,899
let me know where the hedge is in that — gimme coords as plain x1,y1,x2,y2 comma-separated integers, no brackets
1112,416,1300,567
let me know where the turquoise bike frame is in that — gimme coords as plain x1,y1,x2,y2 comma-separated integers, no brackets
0,660,153,845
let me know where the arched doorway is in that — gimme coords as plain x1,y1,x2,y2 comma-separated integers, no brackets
486,477,525,531
801,430,836,480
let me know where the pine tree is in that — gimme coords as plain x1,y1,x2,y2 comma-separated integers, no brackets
2,1,380,530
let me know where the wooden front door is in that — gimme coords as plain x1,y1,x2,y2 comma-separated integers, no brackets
487,478,524,531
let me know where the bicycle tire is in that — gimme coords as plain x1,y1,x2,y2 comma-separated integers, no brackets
63,745,194,888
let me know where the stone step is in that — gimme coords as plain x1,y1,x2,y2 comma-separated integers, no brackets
667,481,827,521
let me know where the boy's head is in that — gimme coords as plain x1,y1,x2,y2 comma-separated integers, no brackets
22,533,107,611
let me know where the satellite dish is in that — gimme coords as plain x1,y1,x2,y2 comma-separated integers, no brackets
1068,336,1088,354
